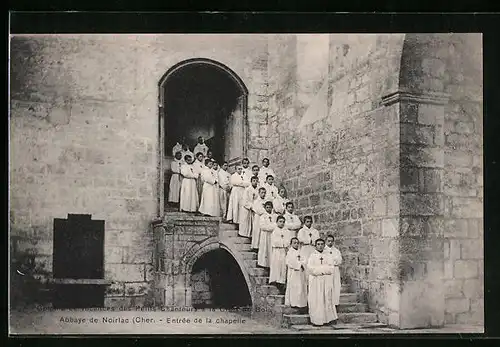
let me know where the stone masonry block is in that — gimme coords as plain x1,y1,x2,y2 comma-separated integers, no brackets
444,279,464,298
418,104,445,126
462,278,483,299
445,298,470,314
400,193,443,216
105,246,123,263
401,123,435,146
419,168,443,193
401,167,419,192
401,145,444,168
382,218,399,238
453,260,478,279
460,239,483,260
444,219,468,238
105,264,145,282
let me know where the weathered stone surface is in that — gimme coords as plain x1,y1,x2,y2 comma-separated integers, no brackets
9,34,483,326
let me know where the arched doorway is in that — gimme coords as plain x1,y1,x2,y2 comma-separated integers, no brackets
158,59,249,214
190,248,252,310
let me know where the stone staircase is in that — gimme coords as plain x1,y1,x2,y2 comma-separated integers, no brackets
218,221,382,330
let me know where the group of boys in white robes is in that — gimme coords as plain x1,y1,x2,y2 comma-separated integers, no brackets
168,139,343,327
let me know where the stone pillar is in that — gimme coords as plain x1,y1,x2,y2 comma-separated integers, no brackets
382,90,449,329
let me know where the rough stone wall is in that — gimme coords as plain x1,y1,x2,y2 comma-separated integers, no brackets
440,34,483,325
267,34,406,322
9,34,268,308
191,269,212,307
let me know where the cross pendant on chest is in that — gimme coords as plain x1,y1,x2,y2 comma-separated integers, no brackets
309,232,312,239
297,255,301,261
320,257,324,264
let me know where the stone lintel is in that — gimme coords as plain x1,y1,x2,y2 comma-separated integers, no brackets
381,90,450,107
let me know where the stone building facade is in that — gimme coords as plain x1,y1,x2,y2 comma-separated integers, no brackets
9,34,482,328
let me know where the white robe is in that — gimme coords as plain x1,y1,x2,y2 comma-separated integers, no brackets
226,173,246,223
273,196,290,215
258,166,276,184
269,226,291,284
242,167,253,187
261,183,279,203
307,251,338,325
172,142,183,157
251,197,267,249
257,212,276,267
193,143,209,157
199,168,220,217
168,159,183,203
179,164,199,212
239,185,258,237
325,245,343,305
181,149,194,159
218,169,231,218
297,226,321,263
285,247,308,308
193,160,205,202
284,212,302,238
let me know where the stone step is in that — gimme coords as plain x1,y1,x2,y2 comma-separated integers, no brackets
230,237,252,244
265,294,285,306
258,284,280,296
283,312,378,326
244,259,258,268
254,276,270,285
290,322,387,331
220,230,238,238
240,251,258,260
339,293,358,304
277,305,308,315
276,302,367,316
337,302,368,313
248,267,269,277
339,312,378,324
220,223,238,230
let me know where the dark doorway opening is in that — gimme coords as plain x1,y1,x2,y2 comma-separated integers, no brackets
190,249,251,310
160,60,248,210
163,63,245,164
52,214,105,308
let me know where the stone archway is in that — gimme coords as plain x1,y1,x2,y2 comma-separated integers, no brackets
157,58,249,215
183,241,254,309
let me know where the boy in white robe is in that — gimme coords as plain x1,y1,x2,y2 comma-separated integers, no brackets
193,136,209,158
179,155,199,213
251,187,267,250
307,238,338,326
226,166,246,224
172,141,183,157
262,175,279,203
239,176,259,238
218,162,231,220
269,215,291,291
198,159,220,217
257,201,276,268
285,237,308,309
325,234,343,307
167,151,183,205
193,152,205,204
241,158,252,186
181,144,194,159
258,158,277,184
284,202,302,238
297,215,320,264
273,186,290,215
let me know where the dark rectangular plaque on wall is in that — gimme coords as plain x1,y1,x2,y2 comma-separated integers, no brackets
52,214,106,308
